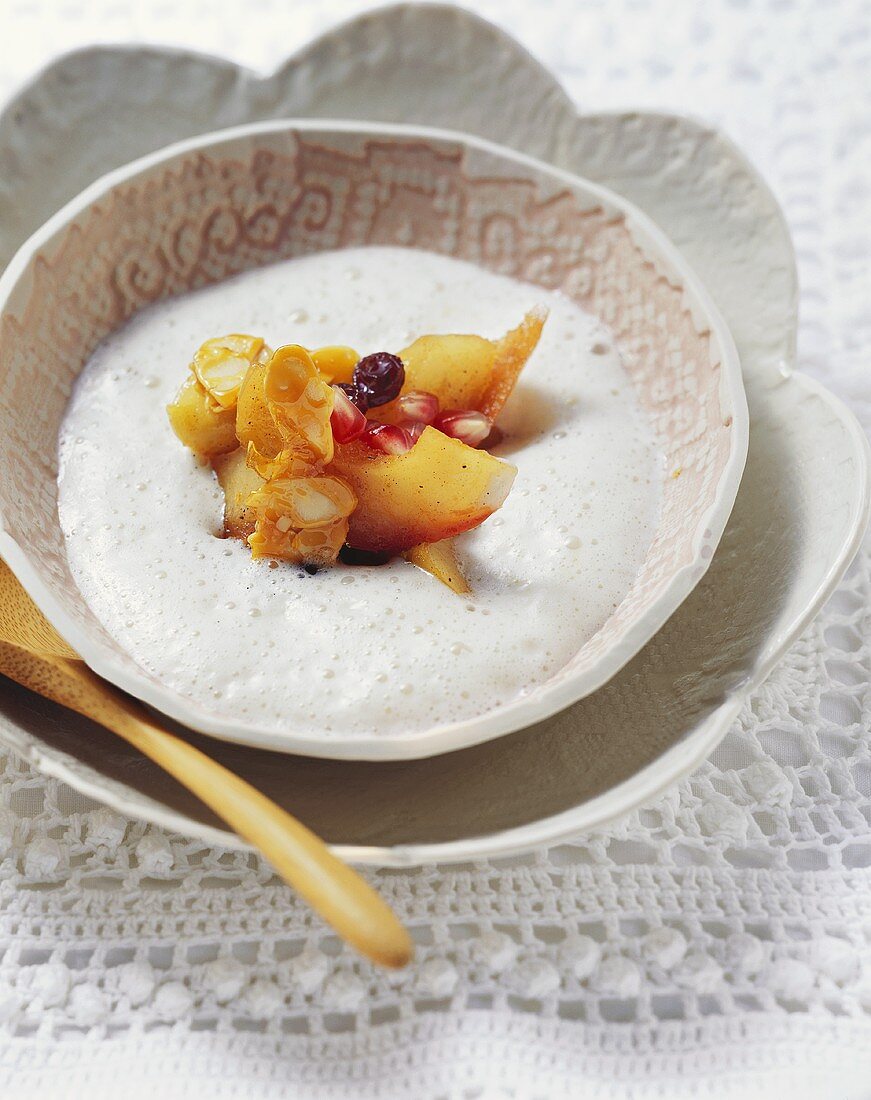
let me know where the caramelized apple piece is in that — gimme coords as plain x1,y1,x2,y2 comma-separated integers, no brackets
386,335,494,417
406,540,470,594
213,448,265,538
167,377,238,457
331,426,515,553
381,307,547,423
481,307,548,418
311,345,359,384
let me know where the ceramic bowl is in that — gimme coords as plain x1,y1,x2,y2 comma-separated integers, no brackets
0,117,746,760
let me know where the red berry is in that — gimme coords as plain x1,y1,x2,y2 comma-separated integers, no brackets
330,384,367,443
353,352,405,407
404,421,426,442
396,389,439,424
336,381,369,411
362,421,415,455
434,409,493,448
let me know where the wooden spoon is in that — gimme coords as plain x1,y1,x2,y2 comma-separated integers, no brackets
0,559,412,969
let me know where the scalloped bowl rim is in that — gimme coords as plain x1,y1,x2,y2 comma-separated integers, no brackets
0,117,749,761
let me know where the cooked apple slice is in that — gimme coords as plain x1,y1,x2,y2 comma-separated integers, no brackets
380,307,547,424
481,306,548,418
391,334,495,414
406,540,470,594
167,377,238,457
330,426,515,553
311,345,359,384
213,447,265,538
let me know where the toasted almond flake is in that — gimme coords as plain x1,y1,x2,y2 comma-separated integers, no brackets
192,334,270,409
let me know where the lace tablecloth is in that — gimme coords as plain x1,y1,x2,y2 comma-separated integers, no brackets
1,1,870,1097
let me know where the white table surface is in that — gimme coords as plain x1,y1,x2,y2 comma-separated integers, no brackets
0,2,870,1098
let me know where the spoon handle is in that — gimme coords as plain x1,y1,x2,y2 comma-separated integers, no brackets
46,658,413,969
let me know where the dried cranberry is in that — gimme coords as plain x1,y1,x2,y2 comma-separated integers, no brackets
353,352,405,407
336,381,369,411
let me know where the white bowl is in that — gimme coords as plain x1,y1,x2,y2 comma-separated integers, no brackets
0,116,746,760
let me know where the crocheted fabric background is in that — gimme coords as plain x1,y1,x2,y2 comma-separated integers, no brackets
0,2,869,1098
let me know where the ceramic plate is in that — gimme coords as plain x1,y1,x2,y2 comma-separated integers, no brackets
0,6,866,861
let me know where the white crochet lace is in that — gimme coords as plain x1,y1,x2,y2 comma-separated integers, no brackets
1,1,870,1097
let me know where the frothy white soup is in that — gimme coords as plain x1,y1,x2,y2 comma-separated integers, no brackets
58,247,661,742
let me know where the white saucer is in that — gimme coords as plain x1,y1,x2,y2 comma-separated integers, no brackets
0,5,866,863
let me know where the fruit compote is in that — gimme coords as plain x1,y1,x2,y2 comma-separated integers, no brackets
166,303,543,590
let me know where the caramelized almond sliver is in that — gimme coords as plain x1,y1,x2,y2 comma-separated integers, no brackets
245,441,317,481
292,519,350,565
248,475,356,530
265,345,336,463
192,334,271,409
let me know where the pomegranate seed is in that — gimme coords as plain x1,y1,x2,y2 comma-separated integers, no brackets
434,408,493,448
362,422,414,455
330,385,367,443
404,421,426,442
353,352,405,407
396,389,439,424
